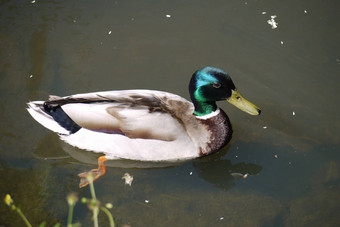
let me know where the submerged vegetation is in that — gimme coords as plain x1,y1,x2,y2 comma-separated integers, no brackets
4,173,115,227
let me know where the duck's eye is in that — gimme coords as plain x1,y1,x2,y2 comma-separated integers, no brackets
212,82,221,88
236,96,241,100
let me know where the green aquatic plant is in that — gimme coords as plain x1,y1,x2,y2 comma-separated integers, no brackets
4,173,115,227
80,172,115,227
4,194,32,227
66,192,80,227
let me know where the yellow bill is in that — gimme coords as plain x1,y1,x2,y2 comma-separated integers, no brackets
227,90,261,115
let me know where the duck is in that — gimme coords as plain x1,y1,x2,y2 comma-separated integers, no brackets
27,66,261,187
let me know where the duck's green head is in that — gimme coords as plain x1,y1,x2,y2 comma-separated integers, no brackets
189,66,261,116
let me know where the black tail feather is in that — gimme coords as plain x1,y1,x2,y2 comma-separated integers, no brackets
43,103,81,134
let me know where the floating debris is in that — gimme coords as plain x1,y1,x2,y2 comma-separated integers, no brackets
231,173,243,178
267,15,278,29
231,173,249,179
122,173,133,186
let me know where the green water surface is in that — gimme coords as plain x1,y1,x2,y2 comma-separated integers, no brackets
0,0,339,226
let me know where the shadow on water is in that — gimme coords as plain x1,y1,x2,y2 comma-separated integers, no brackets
193,157,262,191
33,133,262,192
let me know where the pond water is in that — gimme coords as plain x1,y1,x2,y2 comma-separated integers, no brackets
0,0,339,226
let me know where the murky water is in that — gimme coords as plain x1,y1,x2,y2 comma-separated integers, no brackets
1,0,339,226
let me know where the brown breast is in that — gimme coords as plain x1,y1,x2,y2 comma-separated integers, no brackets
198,109,232,157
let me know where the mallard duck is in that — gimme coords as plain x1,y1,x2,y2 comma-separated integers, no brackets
27,66,260,187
